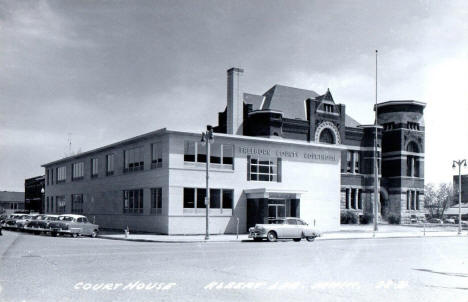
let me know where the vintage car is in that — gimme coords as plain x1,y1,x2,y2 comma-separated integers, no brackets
249,217,320,242
2,214,26,230
48,214,99,237
25,214,59,234
15,214,40,230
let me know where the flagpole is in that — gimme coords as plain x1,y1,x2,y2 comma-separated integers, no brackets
374,50,379,232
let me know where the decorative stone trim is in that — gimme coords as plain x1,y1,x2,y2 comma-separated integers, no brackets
314,121,341,144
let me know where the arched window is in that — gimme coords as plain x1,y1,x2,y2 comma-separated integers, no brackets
319,128,335,144
406,141,419,153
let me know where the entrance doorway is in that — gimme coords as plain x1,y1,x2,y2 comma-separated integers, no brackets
267,200,286,222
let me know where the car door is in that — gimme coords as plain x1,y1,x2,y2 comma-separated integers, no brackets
285,219,300,238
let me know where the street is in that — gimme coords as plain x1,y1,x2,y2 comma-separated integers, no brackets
1,230,467,302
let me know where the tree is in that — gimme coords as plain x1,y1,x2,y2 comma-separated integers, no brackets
424,183,454,218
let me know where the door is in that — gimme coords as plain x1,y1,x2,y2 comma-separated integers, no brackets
268,200,286,237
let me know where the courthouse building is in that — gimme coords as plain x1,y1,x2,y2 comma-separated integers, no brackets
42,68,426,234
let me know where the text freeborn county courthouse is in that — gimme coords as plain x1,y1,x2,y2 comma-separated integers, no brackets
42,68,426,234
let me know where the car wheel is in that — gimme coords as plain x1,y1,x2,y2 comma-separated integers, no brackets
72,233,78,238
306,236,316,242
267,231,277,242
91,230,98,238
51,232,57,237
293,238,301,242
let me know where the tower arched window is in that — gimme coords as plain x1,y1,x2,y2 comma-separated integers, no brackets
406,141,420,177
319,128,335,144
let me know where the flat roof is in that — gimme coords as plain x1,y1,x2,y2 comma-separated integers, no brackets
42,127,351,167
375,100,426,109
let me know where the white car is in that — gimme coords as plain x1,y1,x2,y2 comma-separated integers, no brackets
249,217,320,242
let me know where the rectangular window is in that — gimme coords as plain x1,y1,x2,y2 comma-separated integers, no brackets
151,143,163,168
416,192,420,210
222,189,233,209
351,189,356,209
345,188,350,209
71,194,83,214
46,196,49,212
183,188,195,208
196,188,206,209
414,158,420,177
357,190,362,210
346,151,352,173
210,189,221,208
210,144,221,164
123,189,144,214
406,191,410,210
72,162,84,180
354,152,360,174
51,196,54,213
222,144,234,165
151,188,162,214
57,166,66,183
184,141,196,162
248,156,279,182
50,169,54,185
46,170,49,186
124,147,144,173
91,158,99,177
56,196,66,214
197,143,206,163
106,154,114,175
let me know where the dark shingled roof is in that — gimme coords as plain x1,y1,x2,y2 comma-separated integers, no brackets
243,93,263,110
261,85,319,120
345,114,360,127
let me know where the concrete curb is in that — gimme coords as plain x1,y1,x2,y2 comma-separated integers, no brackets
97,232,468,243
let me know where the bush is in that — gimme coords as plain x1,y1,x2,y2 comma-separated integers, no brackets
387,214,401,224
341,210,358,224
359,214,373,224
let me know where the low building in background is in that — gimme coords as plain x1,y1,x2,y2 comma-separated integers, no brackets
25,175,45,213
0,191,25,214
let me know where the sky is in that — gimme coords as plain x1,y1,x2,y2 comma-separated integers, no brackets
0,0,467,191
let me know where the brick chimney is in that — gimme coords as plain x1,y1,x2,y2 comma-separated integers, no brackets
226,67,244,135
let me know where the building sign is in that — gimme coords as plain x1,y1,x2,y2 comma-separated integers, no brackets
238,146,337,162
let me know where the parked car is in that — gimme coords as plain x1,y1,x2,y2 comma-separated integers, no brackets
15,214,40,230
24,214,58,234
48,214,99,238
427,218,443,224
249,217,320,242
2,214,26,230
443,218,456,224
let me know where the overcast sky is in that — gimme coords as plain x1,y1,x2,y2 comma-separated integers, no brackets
1,0,467,191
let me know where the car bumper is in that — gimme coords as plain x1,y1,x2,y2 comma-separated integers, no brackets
249,231,267,239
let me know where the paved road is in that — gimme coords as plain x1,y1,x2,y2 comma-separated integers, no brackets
1,230,467,302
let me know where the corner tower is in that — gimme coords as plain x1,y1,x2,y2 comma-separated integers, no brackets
377,100,426,222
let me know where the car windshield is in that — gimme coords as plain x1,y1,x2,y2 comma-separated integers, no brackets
58,216,74,221
269,219,285,224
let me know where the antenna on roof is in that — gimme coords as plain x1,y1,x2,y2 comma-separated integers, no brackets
68,133,72,156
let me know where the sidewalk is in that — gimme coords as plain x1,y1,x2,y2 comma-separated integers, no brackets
98,225,468,243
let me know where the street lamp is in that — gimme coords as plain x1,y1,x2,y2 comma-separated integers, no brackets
40,187,45,214
201,125,214,240
452,159,466,235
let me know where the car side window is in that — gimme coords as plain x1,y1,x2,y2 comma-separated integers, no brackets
77,218,83,223
82,217,88,223
286,219,297,225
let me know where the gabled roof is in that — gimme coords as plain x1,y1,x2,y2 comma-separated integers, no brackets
261,85,319,120
315,88,335,103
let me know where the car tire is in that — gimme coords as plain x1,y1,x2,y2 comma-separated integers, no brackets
72,233,78,238
91,230,98,238
51,232,58,237
293,238,301,242
306,236,316,242
267,231,277,242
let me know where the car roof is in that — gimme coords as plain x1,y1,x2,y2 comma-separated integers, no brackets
58,214,86,219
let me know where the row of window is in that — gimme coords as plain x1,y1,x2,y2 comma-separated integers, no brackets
184,141,234,165
46,143,163,185
382,122,421,131
247,156,281,182
406,190,421,210
183,188,233,210
344,188,362,210
45,196,67,214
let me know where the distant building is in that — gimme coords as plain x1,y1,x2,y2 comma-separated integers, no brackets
25,175,45,213
0,191,25,214
453,174,467,204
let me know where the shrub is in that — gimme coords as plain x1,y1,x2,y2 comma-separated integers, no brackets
359,213,373,224
341,210,358,224
387,214,401,224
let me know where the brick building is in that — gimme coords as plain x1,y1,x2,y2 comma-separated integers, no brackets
42,67,425,233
